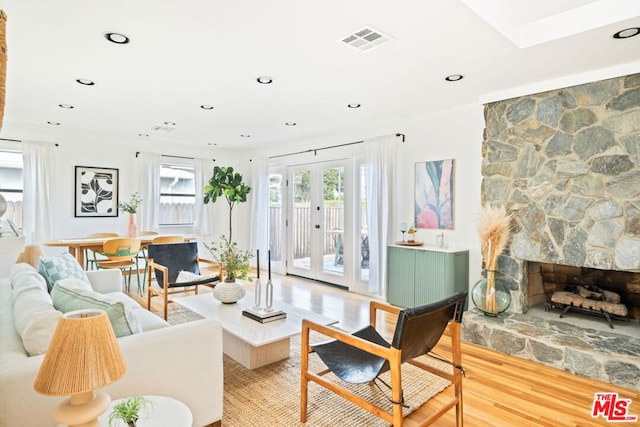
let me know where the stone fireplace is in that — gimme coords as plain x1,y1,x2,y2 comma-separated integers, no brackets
481,72,640,314
463,72,640,390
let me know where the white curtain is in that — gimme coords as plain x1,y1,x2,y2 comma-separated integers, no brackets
22,140,55,245
194,158,215,237
249,158,270,270
365,135,399,296
137,152,161,232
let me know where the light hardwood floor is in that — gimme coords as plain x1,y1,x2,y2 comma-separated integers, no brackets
133,273,639,427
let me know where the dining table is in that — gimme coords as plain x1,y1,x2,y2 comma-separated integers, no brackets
44,234,197,267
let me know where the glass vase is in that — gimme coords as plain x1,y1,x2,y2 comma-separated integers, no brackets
471,270,511,316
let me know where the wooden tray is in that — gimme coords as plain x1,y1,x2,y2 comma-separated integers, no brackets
395,241,424,246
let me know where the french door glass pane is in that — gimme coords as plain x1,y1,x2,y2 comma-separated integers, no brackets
323,166,344,276
292,170,311,271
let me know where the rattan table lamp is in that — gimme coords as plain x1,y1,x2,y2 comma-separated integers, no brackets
33,309,127,427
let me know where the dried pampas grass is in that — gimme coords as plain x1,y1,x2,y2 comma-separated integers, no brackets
477,204,511,312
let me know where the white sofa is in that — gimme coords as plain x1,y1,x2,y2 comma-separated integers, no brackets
0,263,223,427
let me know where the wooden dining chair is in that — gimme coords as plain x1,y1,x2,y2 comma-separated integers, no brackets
84,232,120,270
301,291,468,427
151,235,186,244
96,237,142,294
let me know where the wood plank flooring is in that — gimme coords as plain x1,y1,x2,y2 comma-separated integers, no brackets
132,273,640,426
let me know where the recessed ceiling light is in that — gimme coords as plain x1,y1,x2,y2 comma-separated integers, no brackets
58,104,74,109
445,74,464,82
200,104,214,110
285,122,297,126
104,32,130,44
164,121,176,126
76,78,95,86
208,142,218,147
240,134,251,138
347,103,361,108
138,133,149,137
613,27,640,39
257,76,273,84
47,121,60,126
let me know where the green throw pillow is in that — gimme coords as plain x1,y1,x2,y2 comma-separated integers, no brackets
51,281,141,337
38,252,90,292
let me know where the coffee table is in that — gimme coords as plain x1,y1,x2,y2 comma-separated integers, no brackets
173,291,338,369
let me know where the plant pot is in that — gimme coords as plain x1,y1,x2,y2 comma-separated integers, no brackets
213,279,246,304
471,270,511,316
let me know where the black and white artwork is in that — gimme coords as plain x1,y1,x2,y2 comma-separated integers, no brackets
74,166,119,217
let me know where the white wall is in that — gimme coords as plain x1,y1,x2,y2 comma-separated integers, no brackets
4,105,485,293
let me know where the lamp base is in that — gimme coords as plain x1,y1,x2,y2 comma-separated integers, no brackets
53,390,111,427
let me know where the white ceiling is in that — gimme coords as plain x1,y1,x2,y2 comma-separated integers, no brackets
1,0,639,152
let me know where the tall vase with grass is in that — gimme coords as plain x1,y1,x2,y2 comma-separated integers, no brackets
472,204,512,316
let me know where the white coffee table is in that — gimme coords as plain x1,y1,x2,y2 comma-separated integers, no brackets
174,290,337,369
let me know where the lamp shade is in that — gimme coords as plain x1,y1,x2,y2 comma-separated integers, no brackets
34,309,126,396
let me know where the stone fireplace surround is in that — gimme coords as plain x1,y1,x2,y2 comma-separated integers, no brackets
462,72,640,390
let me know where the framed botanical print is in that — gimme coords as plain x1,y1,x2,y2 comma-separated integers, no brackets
74,166,119,217
415,159,455,229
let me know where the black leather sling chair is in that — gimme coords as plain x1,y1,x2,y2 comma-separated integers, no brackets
301,291,468,426
147,241,221,320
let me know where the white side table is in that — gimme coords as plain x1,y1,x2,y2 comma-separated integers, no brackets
98,395,192,427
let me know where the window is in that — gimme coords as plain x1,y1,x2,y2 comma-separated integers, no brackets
0,150,23,229
159,163,195,225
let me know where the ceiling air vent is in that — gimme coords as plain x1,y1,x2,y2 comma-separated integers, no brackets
151,124,176,132
340,26,392,52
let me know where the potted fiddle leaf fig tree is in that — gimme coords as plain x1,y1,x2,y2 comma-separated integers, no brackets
204,166,251,242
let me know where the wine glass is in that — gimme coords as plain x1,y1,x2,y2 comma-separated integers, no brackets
399,222,408,242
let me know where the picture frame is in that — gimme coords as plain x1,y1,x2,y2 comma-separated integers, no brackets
74,166,119,217
414,159,455,230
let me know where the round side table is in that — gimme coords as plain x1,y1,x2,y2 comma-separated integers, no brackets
98,395,192,427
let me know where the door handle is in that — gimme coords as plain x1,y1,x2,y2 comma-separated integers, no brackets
315,224,320,229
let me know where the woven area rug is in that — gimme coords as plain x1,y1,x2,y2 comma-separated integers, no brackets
161,304,452,426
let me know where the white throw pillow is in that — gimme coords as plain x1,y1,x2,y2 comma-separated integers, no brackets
10,263,62,356
176,270,219,283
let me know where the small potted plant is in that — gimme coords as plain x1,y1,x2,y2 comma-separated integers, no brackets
108,396,149,427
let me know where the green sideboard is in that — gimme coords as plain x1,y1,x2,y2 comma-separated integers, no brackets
387,244,469,308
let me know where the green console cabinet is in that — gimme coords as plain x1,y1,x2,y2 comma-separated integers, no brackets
387,244,469,308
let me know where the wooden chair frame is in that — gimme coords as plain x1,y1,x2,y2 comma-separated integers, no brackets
301,299,464,427
96,237,141,293
147,253,221,320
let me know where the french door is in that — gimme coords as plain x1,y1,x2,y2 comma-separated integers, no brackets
287,161,349,286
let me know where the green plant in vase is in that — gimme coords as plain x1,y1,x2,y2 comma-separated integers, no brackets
109,396,149,427
208,235,254,283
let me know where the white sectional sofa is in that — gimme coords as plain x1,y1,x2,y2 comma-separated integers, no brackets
0,263,223,427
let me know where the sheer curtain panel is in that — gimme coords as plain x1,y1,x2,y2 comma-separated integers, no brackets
194,158,215,237
364,135,398,296
137,152,161,232
22,141,55,244
249,158,269,269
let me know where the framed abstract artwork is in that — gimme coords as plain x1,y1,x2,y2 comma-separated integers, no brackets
74,166,119,217
415,159,455,229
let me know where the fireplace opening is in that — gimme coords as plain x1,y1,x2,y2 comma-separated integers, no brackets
527,262,640,330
